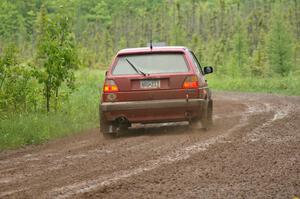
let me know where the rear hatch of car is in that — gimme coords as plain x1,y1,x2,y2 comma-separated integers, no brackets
103,52,199,102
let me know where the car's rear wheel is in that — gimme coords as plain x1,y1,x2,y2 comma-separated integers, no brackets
99,108,117,139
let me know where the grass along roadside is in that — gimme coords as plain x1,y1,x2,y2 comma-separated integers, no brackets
207,75,300,96
0,69,104,150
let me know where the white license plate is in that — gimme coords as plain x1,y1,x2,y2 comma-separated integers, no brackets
140,79,160,89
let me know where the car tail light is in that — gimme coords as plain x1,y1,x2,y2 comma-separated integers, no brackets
103,80,119,92
182,75,199,89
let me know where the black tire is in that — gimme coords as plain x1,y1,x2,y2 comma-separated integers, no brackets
99,108,117,139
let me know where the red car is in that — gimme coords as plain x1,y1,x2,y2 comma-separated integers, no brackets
100,46,213,138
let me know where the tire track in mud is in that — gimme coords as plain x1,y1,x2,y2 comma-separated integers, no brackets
48,101,281,199
0,128,197,198
80,95,299,198
0,92,299,198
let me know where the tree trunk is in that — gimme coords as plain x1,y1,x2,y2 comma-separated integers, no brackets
55,87,58,112
46,84,50,113
0,74,6,90
295,0,300,40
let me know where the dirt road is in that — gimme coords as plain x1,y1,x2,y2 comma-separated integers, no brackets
0,92,299,199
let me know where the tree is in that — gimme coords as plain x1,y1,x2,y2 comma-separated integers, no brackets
169,1,187,45
250,36,268,77
267,3,294,76
35,5,78,112
87,0,111,28
230,16,249,77
0,1,26,43
0,45,18,91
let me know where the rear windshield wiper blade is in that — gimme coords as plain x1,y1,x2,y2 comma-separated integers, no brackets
125,58,146,76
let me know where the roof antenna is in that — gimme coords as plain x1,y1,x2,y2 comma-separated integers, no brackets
149,26,153,50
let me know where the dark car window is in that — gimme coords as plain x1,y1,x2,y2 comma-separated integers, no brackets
112,53,189,75
189,51,204,75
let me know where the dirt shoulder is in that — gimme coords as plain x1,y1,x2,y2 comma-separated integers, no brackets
0,92,299,198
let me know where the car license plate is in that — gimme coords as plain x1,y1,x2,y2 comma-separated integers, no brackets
140,79,160,89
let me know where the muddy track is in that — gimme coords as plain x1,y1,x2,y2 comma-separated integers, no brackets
0,92,299,199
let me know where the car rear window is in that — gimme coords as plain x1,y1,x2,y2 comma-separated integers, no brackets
112,53,188,75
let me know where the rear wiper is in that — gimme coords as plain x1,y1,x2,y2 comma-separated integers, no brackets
125,58,146,76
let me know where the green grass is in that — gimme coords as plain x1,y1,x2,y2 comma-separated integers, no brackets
0,69,105,150
207,75,300,96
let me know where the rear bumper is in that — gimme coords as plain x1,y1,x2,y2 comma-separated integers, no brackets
101,98,205,111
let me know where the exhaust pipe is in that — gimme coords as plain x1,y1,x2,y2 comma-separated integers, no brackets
116,116,127,124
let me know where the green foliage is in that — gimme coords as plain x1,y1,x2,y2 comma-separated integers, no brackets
0,1,25,42
0,64,36,113
229,16,249,77
250,44,268,77
0,4,79,117
0,0,299,73
190,34,205,65
35,5,78,112
0,70,103,149
0,45,41,115
267,3,294,76
208,37,229,75
87,0,111,28
0,45,18,112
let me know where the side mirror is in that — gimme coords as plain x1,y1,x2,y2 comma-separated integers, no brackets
203,66,213,75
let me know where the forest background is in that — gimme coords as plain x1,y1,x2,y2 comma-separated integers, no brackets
0,0,299,149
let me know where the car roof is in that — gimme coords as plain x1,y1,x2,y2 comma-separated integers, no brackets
117,46,190,55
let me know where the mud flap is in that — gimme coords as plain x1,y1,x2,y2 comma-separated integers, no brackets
201,100,209,129
185,93,192,122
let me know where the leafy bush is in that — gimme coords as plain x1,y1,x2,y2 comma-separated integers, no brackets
0,69,104,150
